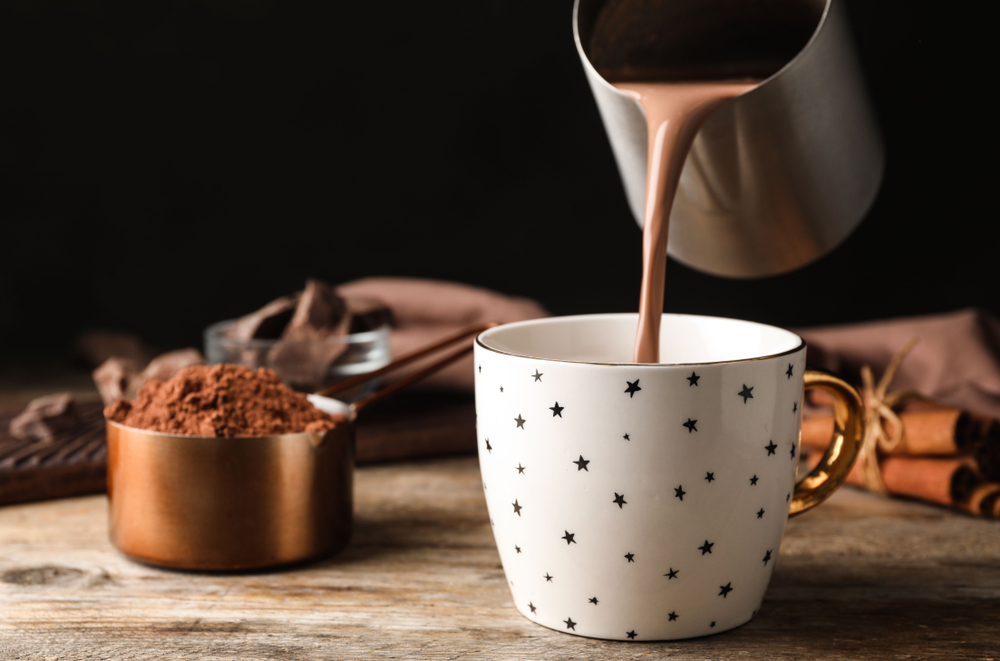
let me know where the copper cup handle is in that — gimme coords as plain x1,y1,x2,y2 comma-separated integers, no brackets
789,370,866,517
315,323,498,413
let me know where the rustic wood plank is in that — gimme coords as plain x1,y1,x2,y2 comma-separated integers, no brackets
0,457,998,660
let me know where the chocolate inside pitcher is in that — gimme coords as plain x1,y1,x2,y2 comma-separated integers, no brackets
580,0,826,83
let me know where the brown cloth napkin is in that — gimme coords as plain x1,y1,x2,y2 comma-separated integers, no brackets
337,277,549,391
797,308,1000,418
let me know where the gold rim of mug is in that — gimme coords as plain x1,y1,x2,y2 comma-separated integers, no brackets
475,318,807,367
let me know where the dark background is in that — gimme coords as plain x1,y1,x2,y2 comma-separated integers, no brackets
0,0,991,363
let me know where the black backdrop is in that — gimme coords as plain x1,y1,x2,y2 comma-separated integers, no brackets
0,0,992,361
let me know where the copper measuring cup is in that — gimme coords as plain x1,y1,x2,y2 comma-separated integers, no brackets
105,324,494,571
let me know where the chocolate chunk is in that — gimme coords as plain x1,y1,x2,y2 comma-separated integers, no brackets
267,340,348,391
93,357,142,405
344,296,394,333
9,392,79,440
74,330,157,368
224,295,300,341
282,279,350,341
125,348,206,399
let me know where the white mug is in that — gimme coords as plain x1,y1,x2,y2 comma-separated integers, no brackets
473,314,863,640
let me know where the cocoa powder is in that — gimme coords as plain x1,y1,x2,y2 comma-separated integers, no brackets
104,364,344,437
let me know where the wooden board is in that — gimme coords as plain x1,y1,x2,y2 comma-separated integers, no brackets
1,456,998,660
0,393,477,506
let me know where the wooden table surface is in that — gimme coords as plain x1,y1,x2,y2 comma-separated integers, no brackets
1,456,997,660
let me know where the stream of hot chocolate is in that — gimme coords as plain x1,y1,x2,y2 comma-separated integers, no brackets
613,81,757,363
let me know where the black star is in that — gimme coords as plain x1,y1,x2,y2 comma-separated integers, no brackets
564,617,576,630
786,364,794,379
683,418,698,433
485,439,492,453
786,493,790,502
478,365,482,373
589,597,598,605
500,386,503,392
719,582,733,598
625,552,635,563
573,455,590,471
512,500,522,516
625,380,641,398
626,630,637,639
790,444,796,459
515,545,521,553
675,485,686,501
516,463,526,474
757,508,765,519
528,602,536,613
562,531,576,545
699,540,714,555
763,549,772,565
544,573,553,582
687,372,700,386
668,611,678,621
623,433,630,441
765,440,777,455
515,414,526,429
705,472,715,483
613,493,627,508
738,384,754,403
665,568,679,579
710,621,716,628
532,370,543,382
550,402,564,417
750,474,759,485
793,401,798,413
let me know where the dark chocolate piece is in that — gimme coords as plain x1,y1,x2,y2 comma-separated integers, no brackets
9,393,79,441
282,279,349,341
344,296,394,333
224,295,300,341
92,358,142,405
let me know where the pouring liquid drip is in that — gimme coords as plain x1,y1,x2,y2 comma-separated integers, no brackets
614,81,757,364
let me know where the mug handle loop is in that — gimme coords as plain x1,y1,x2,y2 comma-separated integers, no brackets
789,371,866,517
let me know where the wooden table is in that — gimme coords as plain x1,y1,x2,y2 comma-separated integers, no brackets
1,456,997,660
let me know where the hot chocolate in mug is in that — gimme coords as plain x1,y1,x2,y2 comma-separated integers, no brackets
473,314,863,640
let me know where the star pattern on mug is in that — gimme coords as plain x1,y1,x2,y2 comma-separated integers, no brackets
625,380,641,397
476,350,804,639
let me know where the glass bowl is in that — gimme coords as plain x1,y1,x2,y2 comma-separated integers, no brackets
204,320,391,395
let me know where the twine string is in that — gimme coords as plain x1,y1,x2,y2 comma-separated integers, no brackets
855,337,923,494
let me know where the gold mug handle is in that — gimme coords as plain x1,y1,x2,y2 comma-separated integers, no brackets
789,370,866,517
